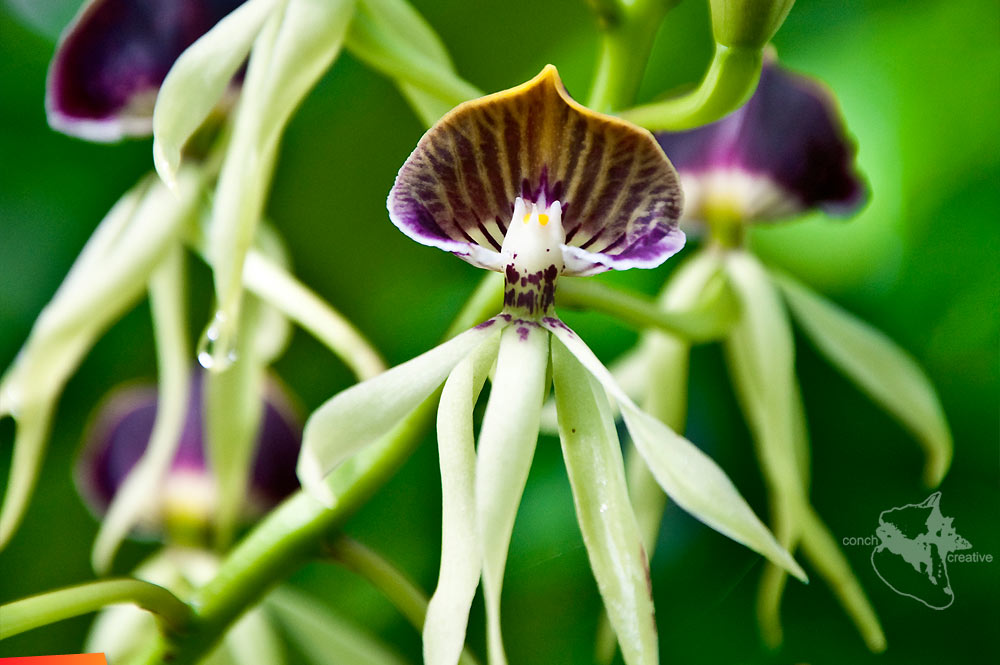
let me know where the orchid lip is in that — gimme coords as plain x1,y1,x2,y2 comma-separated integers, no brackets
388,65,684,276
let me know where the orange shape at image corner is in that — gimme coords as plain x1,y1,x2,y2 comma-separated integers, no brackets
0,655,107,664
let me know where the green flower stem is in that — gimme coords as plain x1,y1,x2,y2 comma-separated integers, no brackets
556,275,738,342
324,537,428,638
160,273,504,664
619,43,762,130
0,579,191,640
587,0,678,112
324,536,482,665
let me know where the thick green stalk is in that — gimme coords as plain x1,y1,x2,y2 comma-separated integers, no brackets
556,275,738,342
587,0,677,112
324,536,482,665
619,43,762,130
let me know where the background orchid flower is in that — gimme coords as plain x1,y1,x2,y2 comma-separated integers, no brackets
612,56,952,655
297,66,805,665
46,0,244,141
76,371,301,544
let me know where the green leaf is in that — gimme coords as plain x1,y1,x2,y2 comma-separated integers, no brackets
476,323,549,665
152,0,280,185
774,269,952,486
552,340,657,665
425,336,498,665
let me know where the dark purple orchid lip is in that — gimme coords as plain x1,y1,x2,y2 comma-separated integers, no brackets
46,0,245,141
388,65,685,276
75,372,301,532
655,57,867,224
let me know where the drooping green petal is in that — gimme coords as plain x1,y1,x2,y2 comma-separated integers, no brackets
346,0,480,115
266,587,407,665
476,323,549,665
246,225,294,365
204,296,268,548
298,317,508,505
353,0,473,125
722,251,808,643
425,335,499,665
205,0,355,371
774,270,952,486
755,372,811,648
800,507,886,652
0,171,201,550
542,320,806,582
552,340,656,665
723,252,805,529
242,249,386,381
629,251,729,539
152,0,280,185
91,246,191,574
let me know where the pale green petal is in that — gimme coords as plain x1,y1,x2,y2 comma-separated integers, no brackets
552,340,656,665
722,251,806,536
205,0,355,370
242,249,386,380
204,296,268,547
345,0,480,112
0,172,201,549
246,225,294,365
266,586,408,665
424,335,499,665
476,323,549,665
543,320,806,583
91,247,191,574
800,507,886,652
355,0,462,125
152,0,280,185
774,270,952,486
299,318,507,505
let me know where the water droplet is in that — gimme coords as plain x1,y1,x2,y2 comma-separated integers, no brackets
599,502,609,514
197,312,238,371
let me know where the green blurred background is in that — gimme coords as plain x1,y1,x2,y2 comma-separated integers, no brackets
1,0,997,663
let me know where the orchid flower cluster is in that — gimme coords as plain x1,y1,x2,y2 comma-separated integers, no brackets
0,0,953,664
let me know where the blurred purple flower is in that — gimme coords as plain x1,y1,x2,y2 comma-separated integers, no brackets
656,58,866,225
46,0,244,141
76,371,301,539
